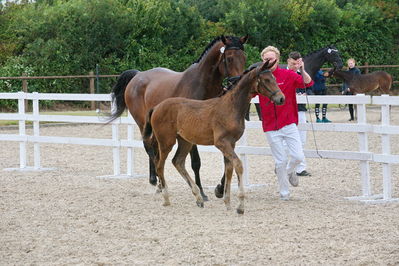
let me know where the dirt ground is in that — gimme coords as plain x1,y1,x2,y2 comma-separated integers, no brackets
1,107,399,265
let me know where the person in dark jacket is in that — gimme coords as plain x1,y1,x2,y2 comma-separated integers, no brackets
341,58,361,121
312,69,331,123
287,51,312,177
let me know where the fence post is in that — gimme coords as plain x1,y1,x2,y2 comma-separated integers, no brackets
380,95,392,200
18,91,27,169
238,131,250,187
356,94,371,197
22,73,28,113
364,62,369,74
89,71,95,110
32,92,41,170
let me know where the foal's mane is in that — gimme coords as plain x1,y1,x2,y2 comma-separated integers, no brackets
193,35,245,64
222,67,254,94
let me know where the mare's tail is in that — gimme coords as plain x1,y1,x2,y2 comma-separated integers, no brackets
106,69,140,123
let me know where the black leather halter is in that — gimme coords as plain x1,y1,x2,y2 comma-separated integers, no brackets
221,46,243,88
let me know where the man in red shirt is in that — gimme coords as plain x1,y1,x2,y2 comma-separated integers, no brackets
258,46,313,200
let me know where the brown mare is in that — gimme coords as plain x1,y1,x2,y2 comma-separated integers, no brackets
327,69,392,95
142,60,285,214
107,35,248,201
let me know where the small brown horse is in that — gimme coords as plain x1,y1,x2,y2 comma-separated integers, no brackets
327,69,392,95
107,35,248,201
142,60,285,214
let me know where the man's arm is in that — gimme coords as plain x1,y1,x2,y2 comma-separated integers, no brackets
298,58,312,84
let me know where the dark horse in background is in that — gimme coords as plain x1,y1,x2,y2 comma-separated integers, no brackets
142,60,285,214
216,45,344,198
107,35,248,201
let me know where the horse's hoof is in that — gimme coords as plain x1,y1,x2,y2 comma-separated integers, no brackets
196,201,204,208
201,192,209,202
149,176,157,186
237,208,244,215
214,184,224,198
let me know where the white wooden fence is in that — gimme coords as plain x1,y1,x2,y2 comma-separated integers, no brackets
0,92,398,203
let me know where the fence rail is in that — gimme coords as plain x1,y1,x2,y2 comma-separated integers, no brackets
0,63,398,110
1,92,398,203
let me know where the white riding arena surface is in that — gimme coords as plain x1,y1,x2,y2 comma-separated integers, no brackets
1,99,399,264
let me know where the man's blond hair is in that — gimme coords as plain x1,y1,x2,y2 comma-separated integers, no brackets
260,46,280,60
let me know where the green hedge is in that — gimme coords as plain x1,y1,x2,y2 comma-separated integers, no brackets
0,0,398,110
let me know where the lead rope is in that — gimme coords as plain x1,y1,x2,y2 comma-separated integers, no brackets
301,69,323,159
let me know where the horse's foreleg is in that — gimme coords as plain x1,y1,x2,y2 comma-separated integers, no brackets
214,174,226,199
223,156,233,211
232,154,245,214
174,139,203,208
190,145,209,201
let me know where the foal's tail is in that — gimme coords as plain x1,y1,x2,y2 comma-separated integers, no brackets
143,108,154,142
106,69,140,123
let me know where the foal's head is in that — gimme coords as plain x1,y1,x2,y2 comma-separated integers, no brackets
217,35,248,80
323,45,343,69
254,60,285,105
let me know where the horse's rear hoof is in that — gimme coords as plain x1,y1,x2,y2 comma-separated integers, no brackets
214,184,224,198
196,201,204,208
237,208,244,215
149,176,157,186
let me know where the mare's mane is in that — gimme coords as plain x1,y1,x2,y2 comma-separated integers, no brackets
305,44,337,57
193,35,245,64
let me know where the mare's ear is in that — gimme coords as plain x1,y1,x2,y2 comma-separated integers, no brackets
240,34,249,44
221,35,227,45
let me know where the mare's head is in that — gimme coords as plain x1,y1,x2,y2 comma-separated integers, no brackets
323,45,343,69
254,60,285,105
217,35,248,80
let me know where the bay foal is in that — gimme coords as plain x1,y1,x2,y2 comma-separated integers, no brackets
327,69,392,95
142,60,285,214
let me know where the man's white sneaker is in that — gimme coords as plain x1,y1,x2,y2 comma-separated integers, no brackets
288,172,299,187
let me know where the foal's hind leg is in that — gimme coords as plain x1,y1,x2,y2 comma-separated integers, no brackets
174,137,204,208
190,145,209,201
155,142,175,206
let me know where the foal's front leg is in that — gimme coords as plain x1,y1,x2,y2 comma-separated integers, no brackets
175,138,204,208
217,141,245,214
223,156,234,211
232,152,245,214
